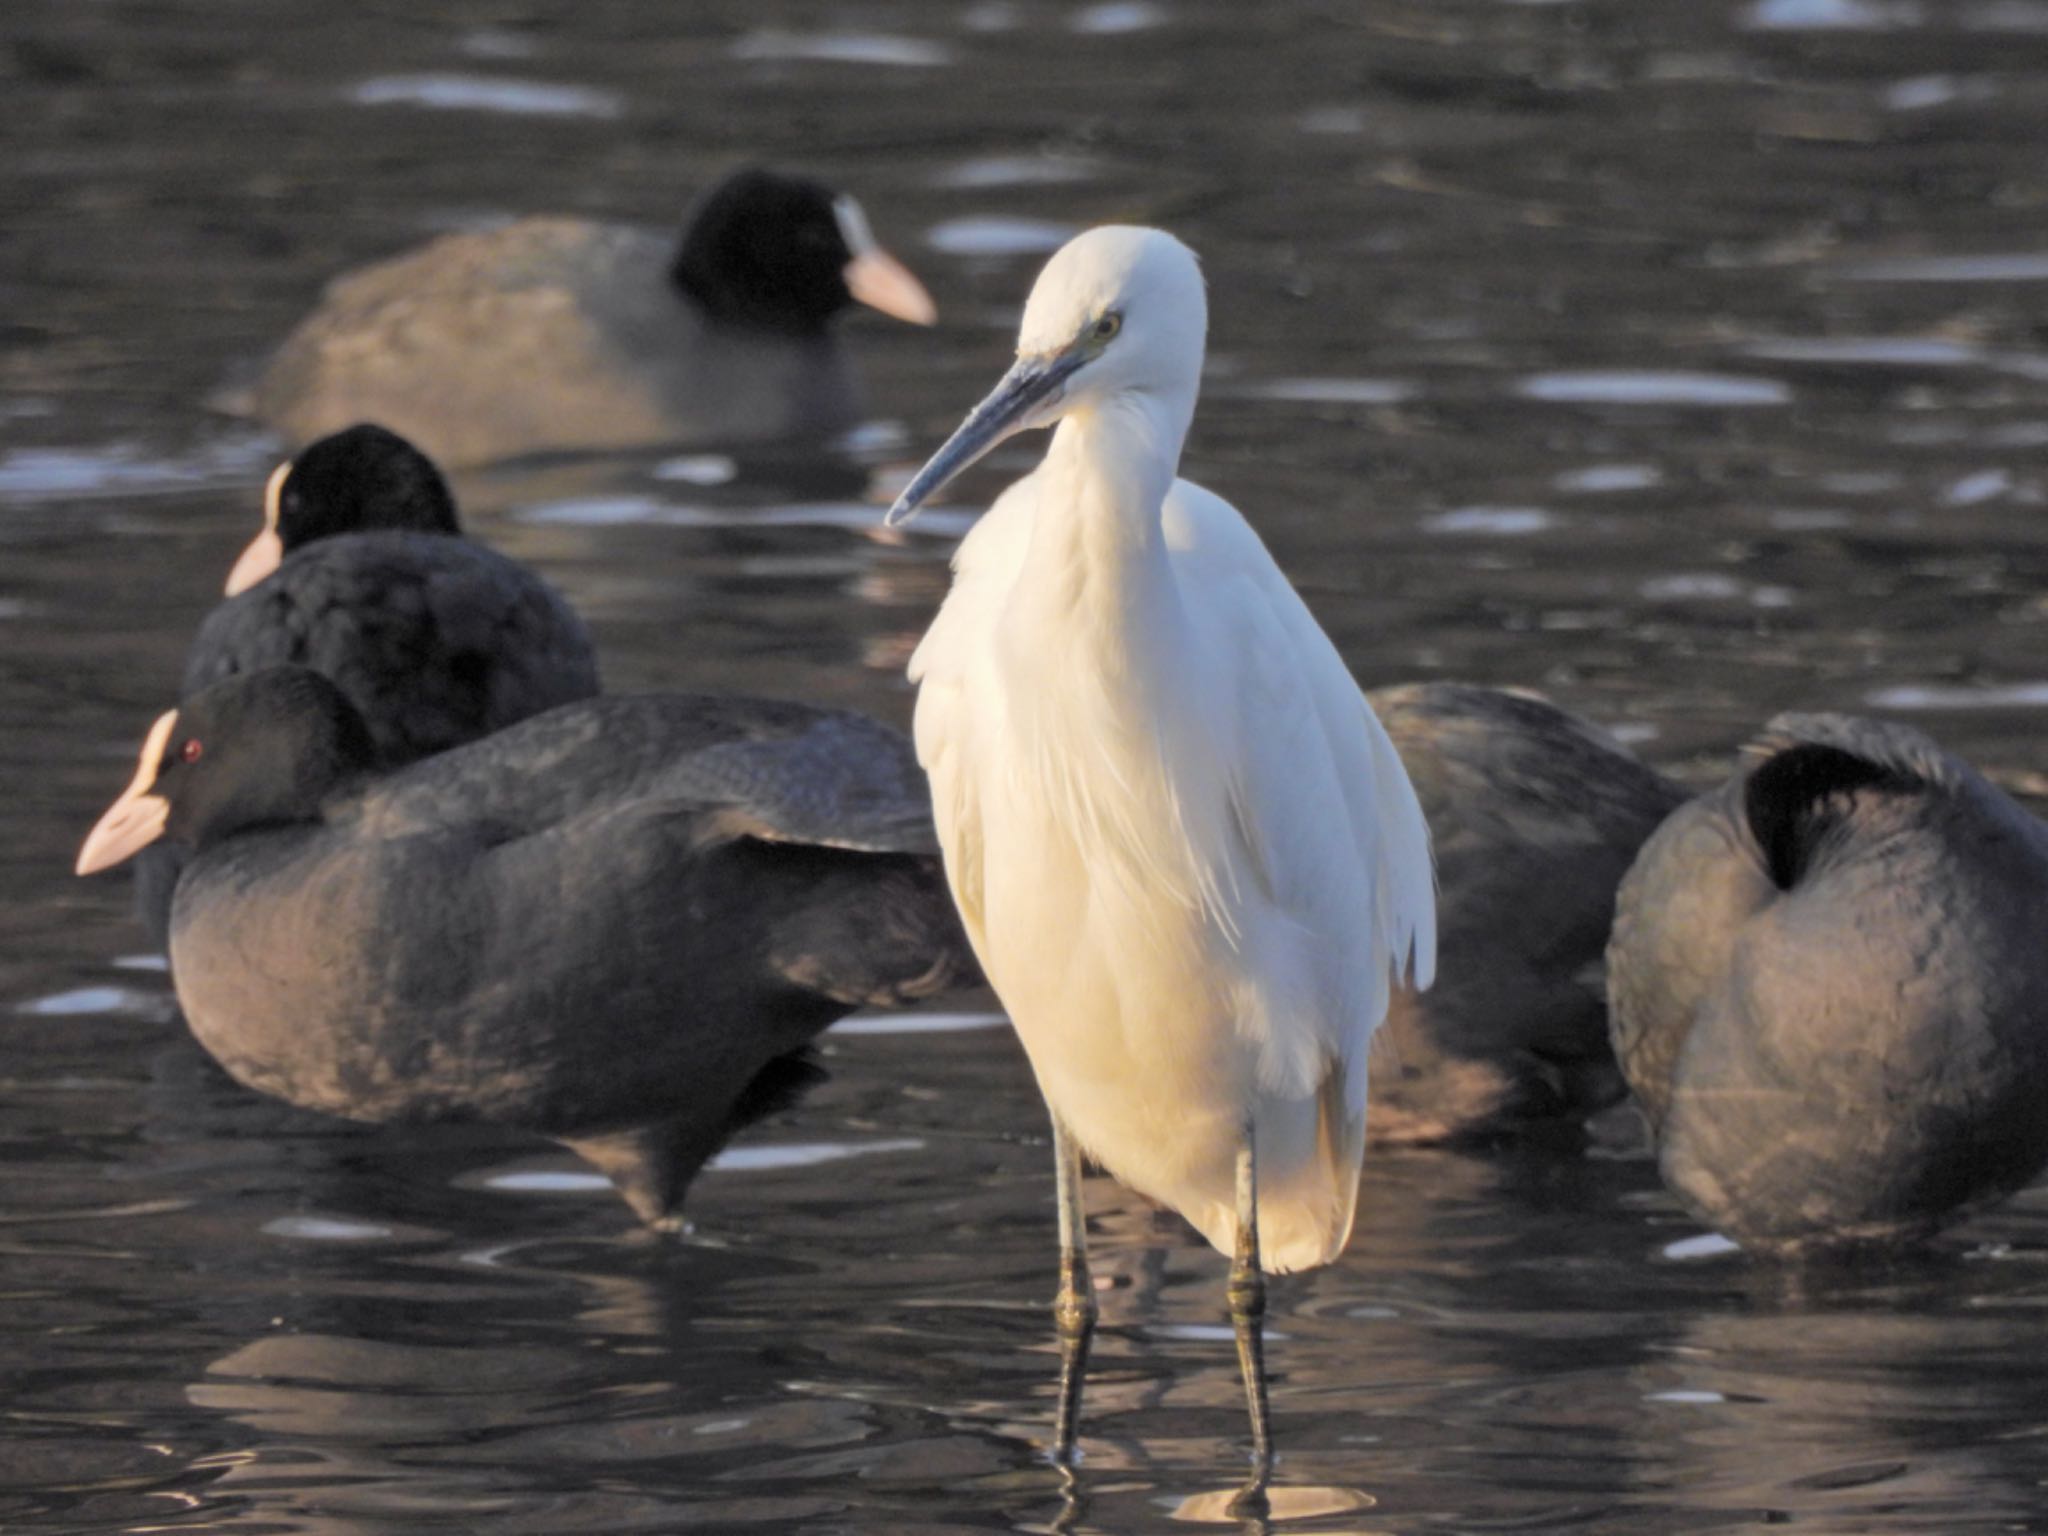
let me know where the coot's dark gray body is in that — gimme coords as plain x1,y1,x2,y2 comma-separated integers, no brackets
183,530,598,764
252,221,862,467
1367,683,1686,1144
1607,713,2048,1254
160,680,977,1225
246,171,935,468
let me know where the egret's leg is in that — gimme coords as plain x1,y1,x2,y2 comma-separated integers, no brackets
1227,1124,1275,1494
1050,1115,1097,1464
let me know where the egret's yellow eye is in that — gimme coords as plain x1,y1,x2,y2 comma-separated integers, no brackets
1092,312,1122,342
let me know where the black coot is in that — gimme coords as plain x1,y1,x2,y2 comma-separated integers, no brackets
1608,713,2048,1254
1367,683,1686,1143
136,424,600,947
248,169,937,466
83,667,980,1227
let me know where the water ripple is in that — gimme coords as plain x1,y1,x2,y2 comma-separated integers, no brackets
1744,0,1923,28
0,435,274,503
926,217,1079,258
1244,377,1415,406
1555,463,1664,493
1422,506,1556,536
829,1011,1010,1036
515,495,977,538
730,31,952,67
262,1214,397,1242
1072,1,1168,32
932,156,1100,189
347,74,625,118
15,985,168,1019
1868,681,2048,710
1518,371,1792,407
1837,253,2048,283
710,1139,925,1173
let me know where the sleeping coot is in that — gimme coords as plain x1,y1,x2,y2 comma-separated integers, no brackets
1607,713,2048,1254
136,424,599,946
82,667,979,1227
249,169,938,466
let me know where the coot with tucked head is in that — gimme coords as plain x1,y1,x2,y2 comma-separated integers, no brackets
136,425,600,946
1607,713,2048,1255
82,667,978,1227
249,169,937,466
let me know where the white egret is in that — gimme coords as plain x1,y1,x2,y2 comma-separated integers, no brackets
887,227,1436,1482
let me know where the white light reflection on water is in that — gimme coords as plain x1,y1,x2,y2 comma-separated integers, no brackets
346,74,625,118
710,1138,924,1172
515,495,978,539
1868,682,2048,709
830,1011,1009,1036
1423,506,1556,536
1518,371,1792,407
933,156,1100,189
1242,377,1416,406
729,31,952,67
651,455,738,487
1837,254,2048,282
1556,463,1664,493
261,1214,395,1242
1071,2,1168,33
16,985,166,1018
927,217,1079,257
1166,1483,1377,1524
0,436,274,503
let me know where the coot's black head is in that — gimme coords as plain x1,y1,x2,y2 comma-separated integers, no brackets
668,168,937,335
77,668,377,874
225,424,460,595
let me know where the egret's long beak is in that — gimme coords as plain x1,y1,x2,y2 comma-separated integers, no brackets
224,460,292,596
77,711,178,876
834,196,937,327
886,350,1086,528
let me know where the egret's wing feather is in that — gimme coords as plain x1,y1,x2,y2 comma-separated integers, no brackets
1163,481,1438,1096
1154,480,1433,1268
908,469,1042,947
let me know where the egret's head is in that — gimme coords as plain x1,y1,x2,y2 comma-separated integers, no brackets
887,227,1206,526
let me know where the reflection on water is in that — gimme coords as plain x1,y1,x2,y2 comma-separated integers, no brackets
9,0,2048,1530
345,74,630,120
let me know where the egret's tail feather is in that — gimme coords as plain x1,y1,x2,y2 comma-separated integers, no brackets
1187,1062,1365,1275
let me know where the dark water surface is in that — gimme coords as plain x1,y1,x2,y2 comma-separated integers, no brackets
8,1,2048,1530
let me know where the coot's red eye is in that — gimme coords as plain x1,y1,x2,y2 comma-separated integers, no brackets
180,739,203,764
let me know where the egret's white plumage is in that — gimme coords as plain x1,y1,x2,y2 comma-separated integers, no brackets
893,227,1436,1276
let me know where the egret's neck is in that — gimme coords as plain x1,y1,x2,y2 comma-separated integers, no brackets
1024,389,1191,598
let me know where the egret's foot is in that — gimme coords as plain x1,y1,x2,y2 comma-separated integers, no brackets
1227,1262,1273,1470
1050,1283,1097,1463
1050,1114,1097,1462
1225,1472,1272,1522
1229,1131,1276,1472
